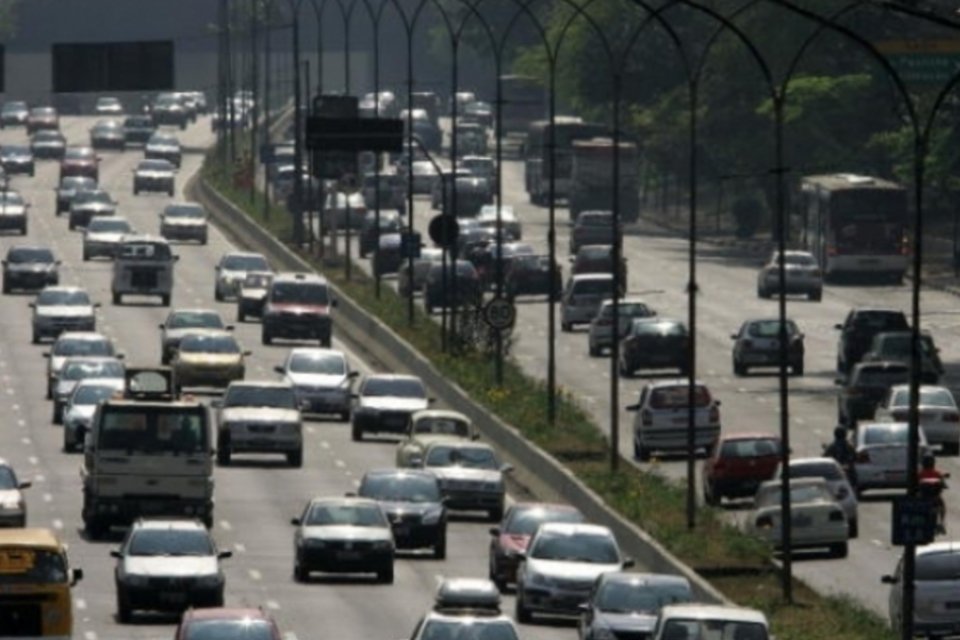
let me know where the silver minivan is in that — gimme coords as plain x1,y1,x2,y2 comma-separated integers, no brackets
884,542,960,637
111,235,178,306
561,273,616,332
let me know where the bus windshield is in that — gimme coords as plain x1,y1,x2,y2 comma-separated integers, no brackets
831,189,906,255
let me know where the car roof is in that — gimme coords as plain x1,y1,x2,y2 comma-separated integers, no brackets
364,373,422,382
169,308,221,317
597,571,691,588
55,332,108,343
181,607,273,622
288,347,345,358
0,528,64,551
131,518,207,531
916,541,960,557
411,409,469,422
658,604,768,625
308,496,381,508
535,522,613,537
225,380,294,390
718,433,780,443
120,233,170,244
272,271,328,285
570,273,615,282
851,361,909,373
364,468,437,480
887,384,951,394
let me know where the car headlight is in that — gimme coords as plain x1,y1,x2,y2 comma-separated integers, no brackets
0,500,22,511
421,508,443,525
529,572,554,588
121,573,149,587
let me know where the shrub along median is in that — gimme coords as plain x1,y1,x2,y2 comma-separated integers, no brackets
202,155,895,640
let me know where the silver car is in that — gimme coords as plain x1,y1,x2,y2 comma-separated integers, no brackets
160,203,208,244
83,216,133,260
756,250,822,301
43,331,117,399
0,190,29,235
214,251,271,301
159,308,229,364
853,422,929,496
276,347,357,421
51,356,125,424
876,385,960,455
778,457,859,538
515,522,633,623
0,459,31,527
420,441,511,521
214,381,303,467
31,286,99,344
561,274,617,331
62,380,121,453
587,298,656,356
884,542,960,638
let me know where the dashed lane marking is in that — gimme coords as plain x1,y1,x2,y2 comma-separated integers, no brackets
52,519,63,530
248,569,262,581
75,599,87,610
28,456,38,465
320,441,330,449
220,520,232,531
43,493,52,503
234,543,246,553
334,459,346,468
266,599,280,610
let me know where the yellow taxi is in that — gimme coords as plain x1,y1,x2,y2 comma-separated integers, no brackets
171,329,250,391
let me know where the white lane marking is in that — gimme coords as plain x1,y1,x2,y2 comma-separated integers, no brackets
52,519,63,530
794,417,806,425
83,632,96,640
334,459,345,468
234,543,246,553
284,633,299,640
872,539,884,547
248,568,262,581
306,426,316,434
352,478,361,487
28,456,38,465
20,437,30,445
11,404,19,411
220,520,232,531
34,474,44,483
6,388,13,395
75,598,87,610
16,420,24,427
737,387,748,393
320,441,330,449
43,493,52,503
265,599,280,610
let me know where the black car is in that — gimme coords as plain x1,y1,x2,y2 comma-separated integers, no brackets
359,210,402,258
55,176,98,214
30,130,67,159
472,242,535,291
505,255,562,298
372,233,404,276
619,318,689,377
836,361,910,426
423,260,482,314
151,94,189,129
122,115,156,146
358,469,447,559
835,308,909,374
2,245,59,293
68,189,117,230
132,159,176,196
90,120,126,149
0,145,35,176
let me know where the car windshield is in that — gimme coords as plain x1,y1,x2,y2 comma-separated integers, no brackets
224,385,296,409
60,177,96,191
413,416,469,437
863,424,909,446
72,385,118,406
789,461,843,481
362,377,425,398
659,620,768,640
2,102,25,113
138,160,172,171
37,289,90,306
757,483,832,507
94,121,120,131
64,148,93,160
61,360,124,380
719,438,781,458
125,117,152,127
222,254,266,270
0,192,25,206
360,474,441,502
88,218,131,233
165,205,204,219
149,135,178,146
853,367,909,387
179,334,241,354
916,552,960,581
875,334,936,359
530,531,620,563
74,191,112,205
852,312,908,332
648,386,711,409
594,580,691,614
1,146,28,156
0,466,18,490
168,312,223,329
118,242,172,260
305,503,386,527
419,620,518,640
288,352,345,375
600,303,652,319
775,253,817,266
424,446,498,470
127,529,213,556
97,98,120,107
747,320,798,338
31,108,56,117
579,214,612,227
183,620,276,640
270,282,329,305
33,132,62,142
504,507,584,535
7,248,54,263
54,339,111,357
572,279,614,295
891,388,955,408
0,549,67,585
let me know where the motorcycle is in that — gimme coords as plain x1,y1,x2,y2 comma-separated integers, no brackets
822,441,857,486
919,472,949,535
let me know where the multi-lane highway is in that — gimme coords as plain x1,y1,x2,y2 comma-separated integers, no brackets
322,122,960,617
0,116,578,640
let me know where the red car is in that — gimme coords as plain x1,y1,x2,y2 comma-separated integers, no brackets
59,146,100,181
487,502,584,591
701,433,783,506
175,607,282,640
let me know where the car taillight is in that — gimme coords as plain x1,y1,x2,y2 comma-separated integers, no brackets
756,515,774,529
828,510,845,522
641,410,653,426
944,413,960,423
709,406,720,423
856,451,871,464
712,459,726,472
845,388,863,398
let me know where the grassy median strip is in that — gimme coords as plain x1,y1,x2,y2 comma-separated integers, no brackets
202,155,896,640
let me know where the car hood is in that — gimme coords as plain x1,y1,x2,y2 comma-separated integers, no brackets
164,328,218,341
526,558,622,582
177,354,243,366
32,140,63,148
359,397,429,412
65,404,98,422
86,232,126,243
377,501,441,517
286,372,348,389
6,263,54,272
37,305,95,317
123,556,219,577
267,303,330,315
164,218,204,226
428,467,502,484
592,611,657,632
301,525,393,542
220,407,300,423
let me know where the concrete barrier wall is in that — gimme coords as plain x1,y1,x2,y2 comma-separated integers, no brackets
190,175,731,606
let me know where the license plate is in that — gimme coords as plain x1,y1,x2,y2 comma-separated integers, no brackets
337,551,362,560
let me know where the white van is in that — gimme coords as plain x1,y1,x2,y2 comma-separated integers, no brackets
112,235,178,306
560,273,616,331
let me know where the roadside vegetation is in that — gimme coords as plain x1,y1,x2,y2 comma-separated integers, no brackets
202,153,896,640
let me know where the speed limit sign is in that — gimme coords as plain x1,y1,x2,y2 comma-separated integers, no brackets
483,297,516,330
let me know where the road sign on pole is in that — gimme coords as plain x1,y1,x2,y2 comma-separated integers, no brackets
876,40,960,84
428,215,459,248
483,297,516,331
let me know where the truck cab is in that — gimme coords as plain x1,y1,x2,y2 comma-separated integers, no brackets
112,235,178,306
80,368,214,538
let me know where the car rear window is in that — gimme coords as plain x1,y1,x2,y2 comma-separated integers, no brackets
720,438,780,458
852,312,908,331
863,424,909,445
632,320,686,336
579,214,613,227
916,552,960,581
892,388,956,408
853,367,910,387
790,461,843,481
649,385,711,409
572,279,615,295
747,320,798,338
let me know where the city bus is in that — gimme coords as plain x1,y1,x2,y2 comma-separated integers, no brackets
498,74,547,136
0,528,83,638
523,117,609,205
801,173,909,282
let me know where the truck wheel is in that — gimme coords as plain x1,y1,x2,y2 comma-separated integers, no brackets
116,591,133,623
217,445,231,466
261,329,272,345
378,564,395,584
287,448,303,468
352,422,363,442
112,292,122,305
433,530,447,560
85,516,107,540
161,294,170,307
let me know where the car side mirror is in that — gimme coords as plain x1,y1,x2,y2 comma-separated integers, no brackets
471,433,480,441
834,378,844,385
274,365,285,375
500,463,513,473
243,350,253,357
18,481,31,490
55,260,62,266
174,256,180,262
71,568,84,585
290,517,301,526
116,353,125,360
489,527,501,536
218,551,233,560
225,325,235,331
428,397,437,404
28,303,35,308
344,492,357,497
834,324,843,330
881,575,897,584
348,371,360,379
42,352,50,358
210,399,223,408
93,302,101,308
730,334,737,340
622,557,635,569
331,299,338,308
625,404,639,412
109,550,122,559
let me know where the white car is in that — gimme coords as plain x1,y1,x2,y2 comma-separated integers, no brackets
883,542,960,638
62,380,121,453
94,97,124,115
853,422,930,496
0,459,31,527
31,286,99,344
214,251,271,301
51,356,125,424
561,273,617,331
43,331,117,399
160,203,208,244
83,216,133,261
477,205,521,240
587,298,656,357
746,478,849,558
0,190,29,235
515,522,633,623
276,348,357,421
215,380,303,467
777,457,858,538
626,380,721,461
876,384,960,455
652,604,770,640
756,250,822,301
420,440,511,521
